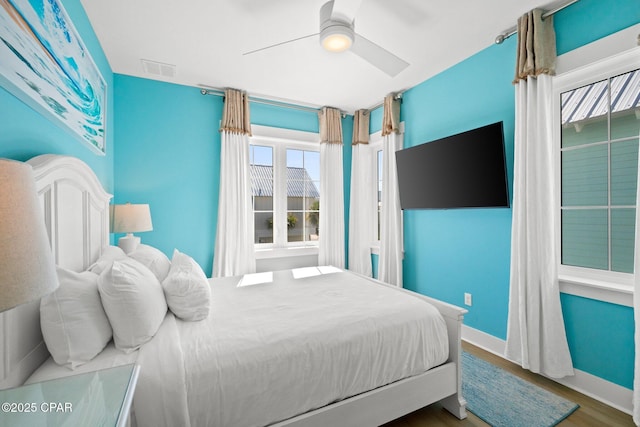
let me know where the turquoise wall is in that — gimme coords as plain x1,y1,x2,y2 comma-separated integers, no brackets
0,0,114,191
113,76,220,274
114,75,353,274
399,0,639,389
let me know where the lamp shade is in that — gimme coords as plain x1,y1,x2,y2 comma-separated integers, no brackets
112,203,153,233
0,159,58,313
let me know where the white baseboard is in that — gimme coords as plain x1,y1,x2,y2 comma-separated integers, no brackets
461,325,633,416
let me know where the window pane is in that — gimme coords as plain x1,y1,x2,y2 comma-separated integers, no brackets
561,209,608,270
377,149,383,241
611,208,635,273
250,145,274,210
286,149,303,168
251,145,273,166
561,145,608,206
250,144,274,244
255,212,273,244
307,206,319,240
254,194,273,211
304,151,320,182
286,148,320,245
611,139,639,206
610,70,640,141
287,211,303,242
561,80,608,148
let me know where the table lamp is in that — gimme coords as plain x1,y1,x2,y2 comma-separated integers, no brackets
112,203,153,254
0,159,59,313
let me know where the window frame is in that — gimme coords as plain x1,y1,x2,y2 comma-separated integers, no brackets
553,43,640,307
250,125,321,256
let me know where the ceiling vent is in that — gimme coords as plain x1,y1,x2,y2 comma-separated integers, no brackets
141,59,176,78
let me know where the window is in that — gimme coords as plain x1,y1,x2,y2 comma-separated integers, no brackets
250,126,320,250
285,148,320,244
377,148,383,241
250,145,275,244
554,45,639,302
370,133,383,243
560,69,639,274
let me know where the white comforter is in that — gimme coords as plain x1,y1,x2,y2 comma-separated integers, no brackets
134,268,449,427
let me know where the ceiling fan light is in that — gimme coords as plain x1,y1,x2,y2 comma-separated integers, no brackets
320,24,353,52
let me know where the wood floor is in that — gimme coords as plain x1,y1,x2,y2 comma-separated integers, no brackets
383,341,634,427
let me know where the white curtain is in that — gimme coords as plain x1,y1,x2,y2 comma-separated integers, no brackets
504,74,573,378
378,94,403,286
633,130,640,425
378,130,403,286
348,110,374,276
212,131,256,277
212,89,256,277
349,143,375,276
318,107,345,268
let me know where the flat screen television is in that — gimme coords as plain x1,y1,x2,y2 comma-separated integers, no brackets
395,121,509,209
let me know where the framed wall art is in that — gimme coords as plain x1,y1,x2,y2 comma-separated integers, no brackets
0,0,106,154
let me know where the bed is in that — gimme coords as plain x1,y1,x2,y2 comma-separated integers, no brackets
0,154,468,426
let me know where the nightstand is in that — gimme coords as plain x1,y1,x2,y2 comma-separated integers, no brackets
0,363,139,427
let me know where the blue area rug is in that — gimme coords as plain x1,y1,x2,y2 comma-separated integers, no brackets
462,351,579,427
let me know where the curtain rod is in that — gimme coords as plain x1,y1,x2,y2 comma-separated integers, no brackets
494,0,580,44
199,87,347,117
364,92,403,114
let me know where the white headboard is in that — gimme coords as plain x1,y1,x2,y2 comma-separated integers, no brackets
0,155,112,389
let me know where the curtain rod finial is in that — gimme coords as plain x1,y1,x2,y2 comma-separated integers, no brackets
200,89,207,95
495,34,506,44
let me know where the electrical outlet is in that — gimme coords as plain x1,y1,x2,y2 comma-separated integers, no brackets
464,293,472,306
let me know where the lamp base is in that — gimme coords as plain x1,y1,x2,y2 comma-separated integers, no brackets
118,234,140,254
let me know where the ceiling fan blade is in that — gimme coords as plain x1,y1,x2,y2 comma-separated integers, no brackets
351,33,409,77
243,33,319,56
329,0,364,23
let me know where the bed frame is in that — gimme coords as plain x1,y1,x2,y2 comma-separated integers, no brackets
0,155,112,389
0,154,467,425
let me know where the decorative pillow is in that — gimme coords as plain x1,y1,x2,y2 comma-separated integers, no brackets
162,250,211,321
128,244,171,282
40,267,112,369
88,245,128,275
98,258,167,352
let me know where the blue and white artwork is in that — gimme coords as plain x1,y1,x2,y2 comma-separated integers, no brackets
0,0,106,154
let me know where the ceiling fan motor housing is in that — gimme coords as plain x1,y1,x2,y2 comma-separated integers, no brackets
319,0,354,52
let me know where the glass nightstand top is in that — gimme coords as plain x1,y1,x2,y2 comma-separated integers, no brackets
0,363,139,427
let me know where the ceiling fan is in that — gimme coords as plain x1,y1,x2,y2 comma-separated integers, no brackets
243,0,409,77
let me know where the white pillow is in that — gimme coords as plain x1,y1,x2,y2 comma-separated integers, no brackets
128,244,171,282
162,250,211,321
40,267,112,369
88,245,128,275
98,258,167,352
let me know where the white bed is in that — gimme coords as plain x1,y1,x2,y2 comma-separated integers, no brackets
0,154,468,426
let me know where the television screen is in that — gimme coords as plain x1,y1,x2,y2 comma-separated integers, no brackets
395,121,509,209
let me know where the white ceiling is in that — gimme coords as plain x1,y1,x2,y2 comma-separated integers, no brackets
80,0,553,113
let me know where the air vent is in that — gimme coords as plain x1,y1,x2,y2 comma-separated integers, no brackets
140,59,176,78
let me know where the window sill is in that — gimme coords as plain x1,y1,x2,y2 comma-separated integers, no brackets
558,274,633,307
255,246,319,260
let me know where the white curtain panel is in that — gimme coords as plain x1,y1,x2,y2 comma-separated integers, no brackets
378,131,403,287
319,141,345,268
505,74,574,378
633,131,640,425
348,143,375,276
212,131,256,277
